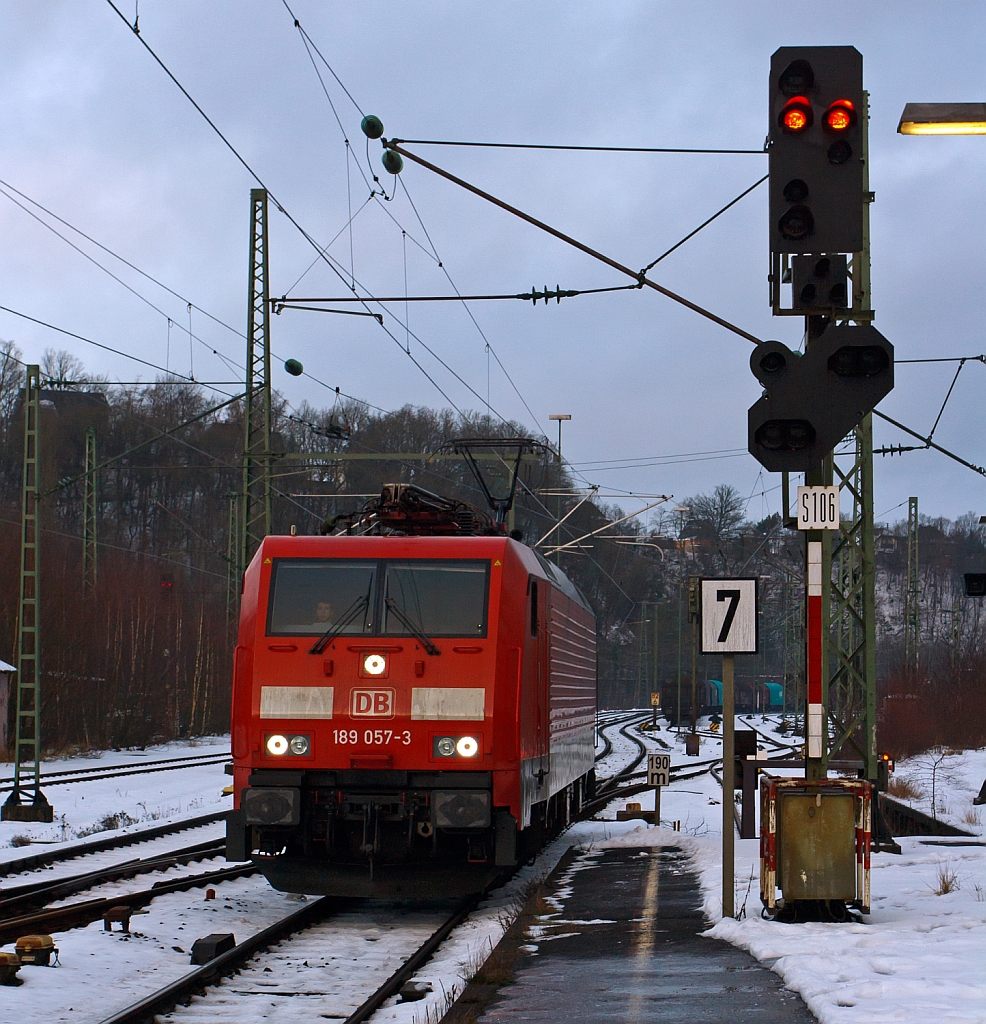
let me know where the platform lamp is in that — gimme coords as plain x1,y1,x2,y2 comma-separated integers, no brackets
897,103,986,135
548,415,571,566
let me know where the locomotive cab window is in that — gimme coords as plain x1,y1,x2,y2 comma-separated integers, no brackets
384,560,489,638
267,560,376,636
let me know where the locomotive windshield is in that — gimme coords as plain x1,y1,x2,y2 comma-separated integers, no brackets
267,560,376,636
384,560,488,638
266,558,489,637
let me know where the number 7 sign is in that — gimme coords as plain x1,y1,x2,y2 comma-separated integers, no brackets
700,578,758,654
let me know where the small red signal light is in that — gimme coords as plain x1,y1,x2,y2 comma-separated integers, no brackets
824,99,856,132
784,108,808,131
780,96,813,133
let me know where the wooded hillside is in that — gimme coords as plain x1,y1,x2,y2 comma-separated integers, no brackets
0,342,982,757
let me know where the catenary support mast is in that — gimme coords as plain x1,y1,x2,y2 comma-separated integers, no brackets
3,365,53,822
240,189,273,587
83,427,97,596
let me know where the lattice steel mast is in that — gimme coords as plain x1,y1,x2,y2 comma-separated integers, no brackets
3,365,53,822
822,91,879,787
904,496,919,668
240,189,273,585
82,427,97,596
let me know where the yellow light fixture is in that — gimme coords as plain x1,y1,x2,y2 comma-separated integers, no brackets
898,102,986,135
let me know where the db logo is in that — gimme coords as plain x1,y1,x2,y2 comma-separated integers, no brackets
350,688,395,718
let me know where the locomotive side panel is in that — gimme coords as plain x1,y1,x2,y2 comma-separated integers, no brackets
547,590,597,793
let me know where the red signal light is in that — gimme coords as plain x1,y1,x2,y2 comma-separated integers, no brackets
780,96,813,133
824,99,856,132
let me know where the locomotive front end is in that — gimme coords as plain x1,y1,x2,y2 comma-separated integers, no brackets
227,536,516,897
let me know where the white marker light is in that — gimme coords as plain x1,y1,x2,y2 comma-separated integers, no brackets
289,735,310,755
266,734,289,756
436,737,456,757
456,736,479,758
363,654,387,676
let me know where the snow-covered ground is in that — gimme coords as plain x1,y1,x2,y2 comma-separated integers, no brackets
885,746,986,835
1,719,983,1024
0,737,232,864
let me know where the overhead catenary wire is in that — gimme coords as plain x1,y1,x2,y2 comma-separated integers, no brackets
0,173,384,415
569,445,748,468
274,283,641,305
102,0,480,421
896,355,985,363
387,143,764,346
0,304,236,398
640,175,768,274
281,5,548,437
542,496,672,554
926,358,968,442
873,409,985,477
389,138,767,155
280,0,539,429
395,176,547,434
0,516,226,580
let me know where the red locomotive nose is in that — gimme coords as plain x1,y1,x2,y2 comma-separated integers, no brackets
228,528,597,898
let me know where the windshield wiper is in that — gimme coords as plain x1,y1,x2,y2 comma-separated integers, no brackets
309,595,369,655
384,597,441,656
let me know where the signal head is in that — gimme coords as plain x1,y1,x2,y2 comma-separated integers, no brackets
780,96,813,133
750,340,796,385
827,345,890,378
755,419,815,452
782,178,809,204
824,99,856,132
778,204,814,241
778,59,814,96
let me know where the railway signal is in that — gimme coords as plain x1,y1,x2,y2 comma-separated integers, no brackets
964,573,986,597
747,323,894,472
769,46,865,257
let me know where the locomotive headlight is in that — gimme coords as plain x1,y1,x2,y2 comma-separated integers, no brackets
266,734,289,756
289,735,310,755
455,736,479,758
436,737,456,757
363,653,387,676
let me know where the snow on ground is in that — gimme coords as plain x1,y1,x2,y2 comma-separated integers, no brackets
396,719,985,1024
0,736,232,863
2,719,983,1024
886,747,986,836
2,873,308,1023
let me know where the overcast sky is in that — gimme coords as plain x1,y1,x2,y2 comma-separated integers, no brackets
0,2,983,528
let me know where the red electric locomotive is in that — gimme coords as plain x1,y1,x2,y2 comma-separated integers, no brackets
226,487,597,897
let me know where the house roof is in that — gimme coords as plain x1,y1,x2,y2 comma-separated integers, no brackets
0,660,15,673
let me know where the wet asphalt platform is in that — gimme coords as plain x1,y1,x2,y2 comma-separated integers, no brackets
476,846,815,1023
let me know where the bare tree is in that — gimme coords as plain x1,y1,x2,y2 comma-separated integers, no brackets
40,347,88,388
0,340,22,424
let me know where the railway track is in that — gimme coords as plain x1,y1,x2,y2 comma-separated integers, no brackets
97,759,666,1024
6,719,661,1024
0,750,229,795
0,809,228,877
96,883,495,1024
51,716,649,1024
0,835,256,945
